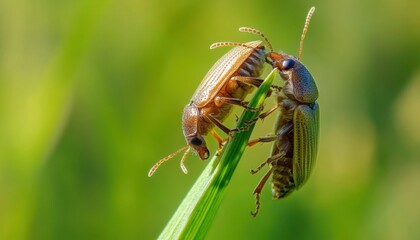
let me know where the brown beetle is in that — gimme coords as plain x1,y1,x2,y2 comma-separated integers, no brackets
242,7,318,216
148,39,269,176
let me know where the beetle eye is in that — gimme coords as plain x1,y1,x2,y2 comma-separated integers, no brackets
281,59,295,70
190,137,202,146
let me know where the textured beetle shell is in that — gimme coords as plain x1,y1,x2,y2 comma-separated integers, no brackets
192,41,263,107
182,102,199,138
181,40,265,159
290,61,319,103
185,40,265,138
269,98,319,198
292,102,319,188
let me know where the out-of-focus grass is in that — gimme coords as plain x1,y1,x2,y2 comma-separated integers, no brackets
0,0,420,239
0,1,109,239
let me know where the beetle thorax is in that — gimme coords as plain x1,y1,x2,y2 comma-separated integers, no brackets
182,103,199,138
282,81,297,101
182,103,210,160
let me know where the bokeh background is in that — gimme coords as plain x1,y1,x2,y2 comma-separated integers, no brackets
1,0,420,239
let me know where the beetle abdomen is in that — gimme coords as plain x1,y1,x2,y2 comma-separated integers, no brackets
271,159,295,199
197,45,266,136
239,47,266,76
193,41,264,106
230,47,265,98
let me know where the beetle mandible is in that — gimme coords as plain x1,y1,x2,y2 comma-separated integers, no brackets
243,6,319,216
148,37,272,176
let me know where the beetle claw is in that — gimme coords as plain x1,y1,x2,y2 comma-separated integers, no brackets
228,130,237,139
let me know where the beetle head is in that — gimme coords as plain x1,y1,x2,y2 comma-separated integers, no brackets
182,103,210,160
267,52,318,103
185,135,209,160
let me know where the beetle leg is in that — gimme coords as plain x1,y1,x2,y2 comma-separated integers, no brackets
259,104,280,120
247,92,290,125
230,117,261,135
248,122,292,148
248,135,277,147
243,118,259,128
244,97,293,127
251,168,273,217
251,151,285,174
244,103,280,128
215,96,262,111
231,76,263,87
231,76,282,92
278,122,293,136
210,130,227,156
204,114,237,138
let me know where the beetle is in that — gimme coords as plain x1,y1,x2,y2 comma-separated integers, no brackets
243,6,319,216
148,38,271,176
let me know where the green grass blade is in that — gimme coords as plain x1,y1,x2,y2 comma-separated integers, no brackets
158,68,277,240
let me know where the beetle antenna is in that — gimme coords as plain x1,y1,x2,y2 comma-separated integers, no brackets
210,42,254,50
298,6,315,60
238,27,274,52
180,147,191,174
148,145,189,177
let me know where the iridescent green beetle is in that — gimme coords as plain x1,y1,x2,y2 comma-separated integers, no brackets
245,7,319,216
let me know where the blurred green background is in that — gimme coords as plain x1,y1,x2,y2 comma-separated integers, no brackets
1,0,420,239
